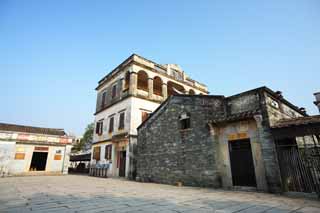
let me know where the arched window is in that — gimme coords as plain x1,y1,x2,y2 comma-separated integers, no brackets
137,71,148,92
153,76,163,96
124,72,130,91
189,89,195,95
167,81,185,97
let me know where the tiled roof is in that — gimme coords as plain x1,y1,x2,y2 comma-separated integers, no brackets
0,123,66,136
272,115,320,128
210,110,260,124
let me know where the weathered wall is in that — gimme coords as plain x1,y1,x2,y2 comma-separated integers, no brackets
0,141,15,177
9,144,66,174
137,96,225,187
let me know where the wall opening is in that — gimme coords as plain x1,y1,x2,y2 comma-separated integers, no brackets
30,152,48,171
153,76,163,96
137,71,148,92
167,81,185,96
228,139,256,187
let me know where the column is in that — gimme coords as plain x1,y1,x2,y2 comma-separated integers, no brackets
120,78,125,98
254,114,282,193
148,78,153,99
129,72,137,96
162,83,167,99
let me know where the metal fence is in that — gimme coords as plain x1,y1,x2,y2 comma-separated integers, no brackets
89,164,109,178
276,138,320,197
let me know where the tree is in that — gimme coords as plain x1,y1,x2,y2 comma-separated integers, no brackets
72,123,94,153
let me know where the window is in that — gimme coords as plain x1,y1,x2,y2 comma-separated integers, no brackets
112,84,117,99
124,72,130,91
118,112,125,130
141,111,150,123
137,71,148,91
179,113,191,130
153,76,163,96
93,146,101,161
95,120,103,135
101,91,106,108
109,117,114,133
105,145,112,160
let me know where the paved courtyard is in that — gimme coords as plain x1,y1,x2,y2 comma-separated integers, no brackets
0,175,319,213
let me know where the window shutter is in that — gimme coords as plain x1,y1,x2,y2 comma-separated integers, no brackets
119,112,125,129
109,117,114,133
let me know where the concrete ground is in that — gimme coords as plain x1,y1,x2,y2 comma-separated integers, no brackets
0,175,319,213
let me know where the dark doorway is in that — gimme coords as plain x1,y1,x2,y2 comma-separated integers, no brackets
229,139,257,187
30,152,48,171
119,151,126,177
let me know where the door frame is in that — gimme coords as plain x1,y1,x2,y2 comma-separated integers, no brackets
228,138,257,187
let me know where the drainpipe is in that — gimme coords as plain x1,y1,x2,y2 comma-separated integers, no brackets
314,92,320,113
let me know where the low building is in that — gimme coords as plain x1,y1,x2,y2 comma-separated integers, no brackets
0,123,73,177
137,87,320,195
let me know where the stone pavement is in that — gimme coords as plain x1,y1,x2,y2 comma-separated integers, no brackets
0,175,319,213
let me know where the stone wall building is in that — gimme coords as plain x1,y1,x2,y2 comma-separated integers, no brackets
92,54,208,178
136,87,316,193
0,123,73,177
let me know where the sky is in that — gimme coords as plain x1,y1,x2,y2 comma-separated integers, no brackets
1,0,319,136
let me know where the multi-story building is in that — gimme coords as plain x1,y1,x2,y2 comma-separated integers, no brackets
91,54,208,178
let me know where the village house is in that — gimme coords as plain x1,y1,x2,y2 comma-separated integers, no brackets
91,54,208,178
0,123,73,177
137,87,320,195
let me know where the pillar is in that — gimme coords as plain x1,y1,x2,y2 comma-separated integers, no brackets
254,114,282,193
148,78,153,99
129,72,137,96
162,83,167,99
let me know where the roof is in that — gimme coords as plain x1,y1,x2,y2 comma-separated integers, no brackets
70,153,91,161
272,115,320,129
0,123,67,136
210,109,261,125
137,95,225,130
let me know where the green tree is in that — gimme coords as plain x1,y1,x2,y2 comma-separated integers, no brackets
72,123,94,152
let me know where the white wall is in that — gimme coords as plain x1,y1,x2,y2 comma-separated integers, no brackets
94,97,132,142
8,144,66,174
130,97,160,135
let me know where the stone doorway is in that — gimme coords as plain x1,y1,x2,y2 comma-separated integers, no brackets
229,139,257,187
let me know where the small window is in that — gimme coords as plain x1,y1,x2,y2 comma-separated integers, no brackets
124,72,130,91
101,91,106,108
118,112,125,130
270,100,279,109
95,120,103,135
105,145,112,160
109,117,114,133
93,146,101,161
179,113,191,130
112,85,117,99
141,111,150,123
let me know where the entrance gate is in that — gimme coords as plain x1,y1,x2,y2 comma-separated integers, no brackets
276,137,320,195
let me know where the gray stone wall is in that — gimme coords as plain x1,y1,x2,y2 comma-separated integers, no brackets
137,96,224,187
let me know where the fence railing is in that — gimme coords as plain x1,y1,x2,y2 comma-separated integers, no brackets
89,167,108,178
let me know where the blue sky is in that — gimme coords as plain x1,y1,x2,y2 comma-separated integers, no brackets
1,0,319,136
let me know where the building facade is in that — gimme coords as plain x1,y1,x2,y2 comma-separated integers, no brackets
0,123,73,177
137,87,312,193
91,54,208,178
